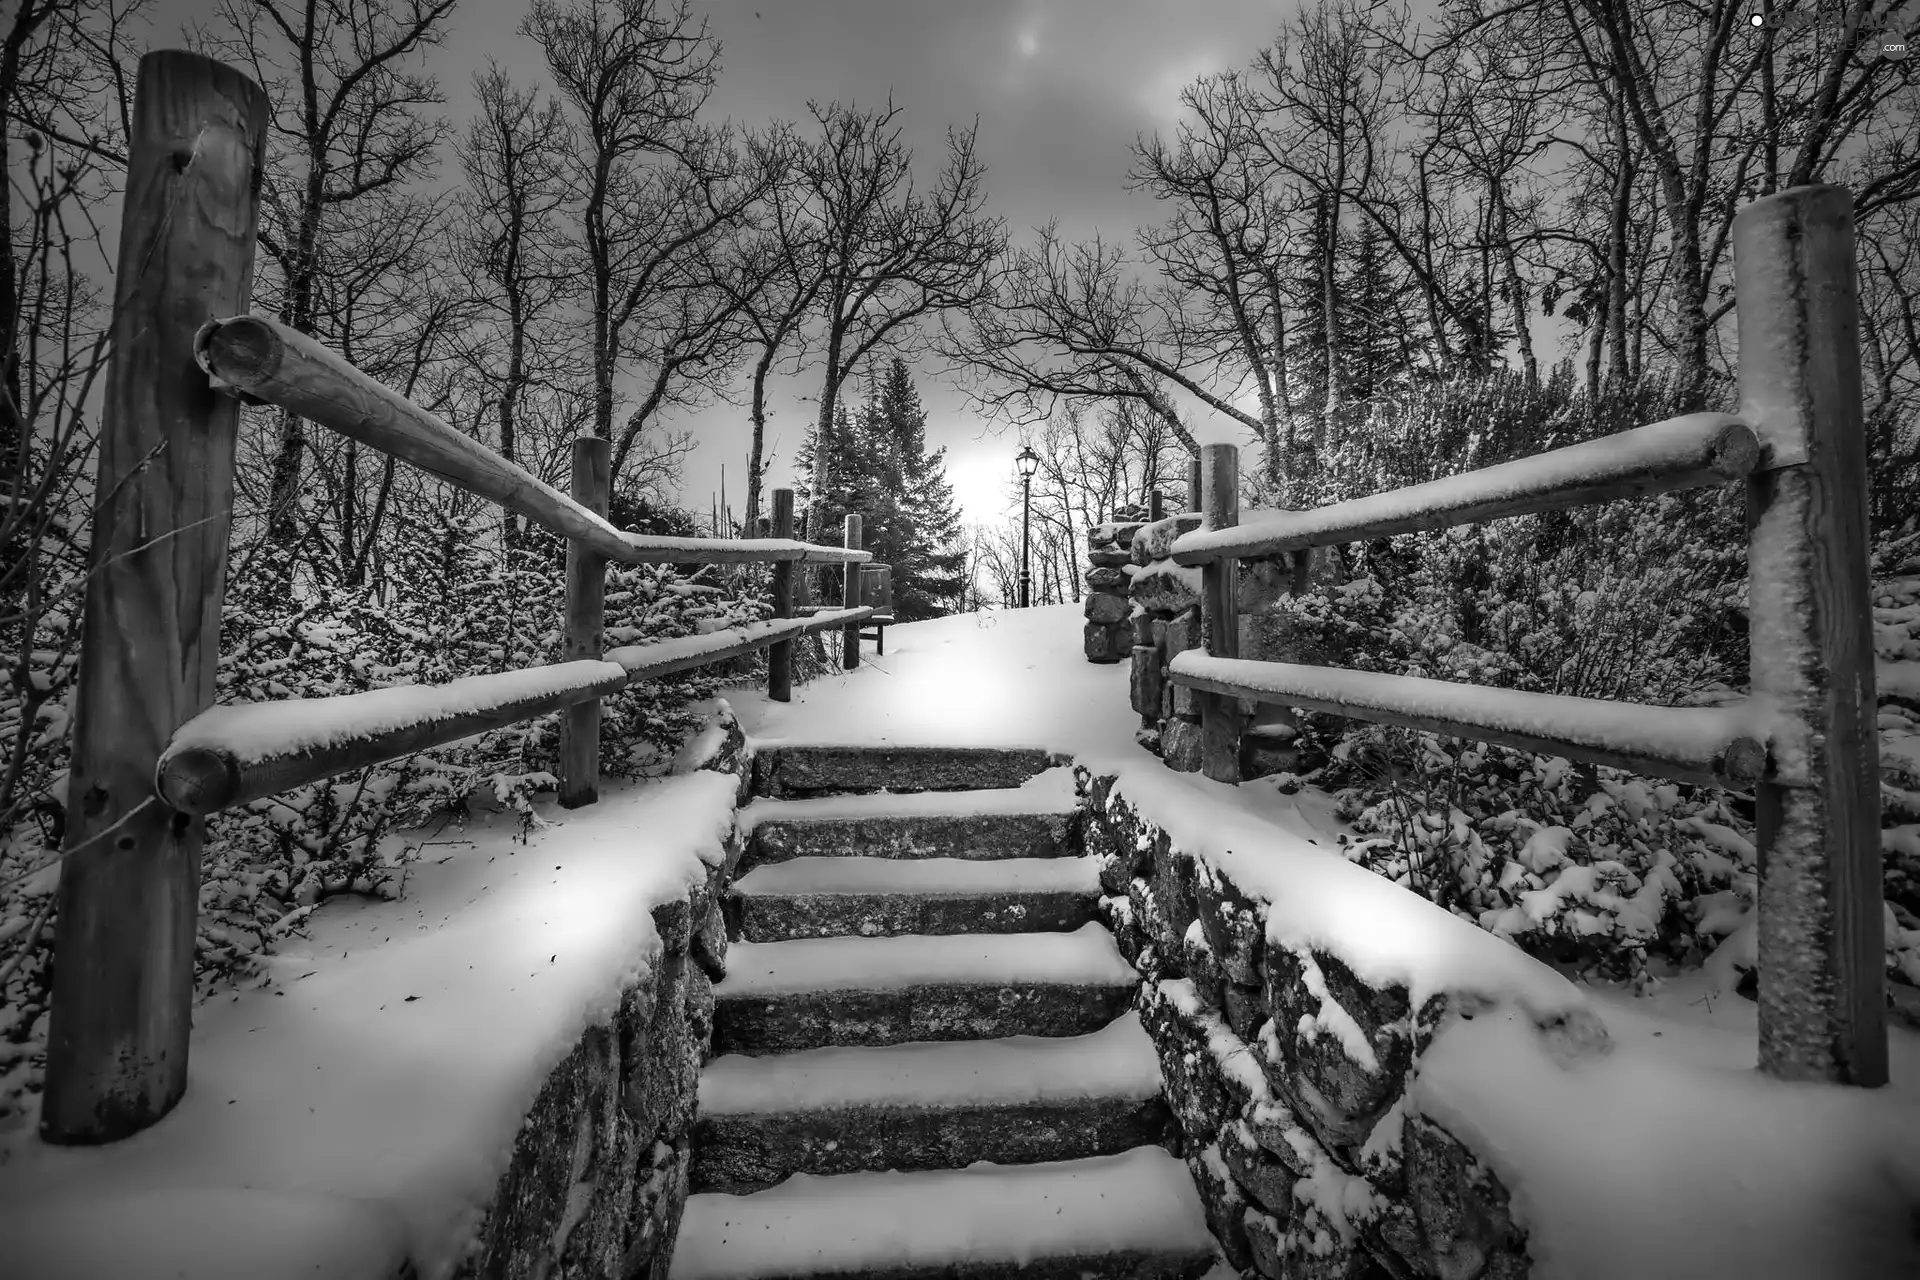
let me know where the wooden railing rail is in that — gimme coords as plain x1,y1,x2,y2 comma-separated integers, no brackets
1170,412,1759,566
41,53,886,1144
154,608,872,817
1165,183,1885,1089
195,315,871,568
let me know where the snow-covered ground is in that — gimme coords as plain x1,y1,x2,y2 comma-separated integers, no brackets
0,768,741,1280
2,604,1916,1280
734,604,1920,1280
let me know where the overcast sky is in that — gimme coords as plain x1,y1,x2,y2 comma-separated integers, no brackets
153,1,1295,527
447,0,1287,528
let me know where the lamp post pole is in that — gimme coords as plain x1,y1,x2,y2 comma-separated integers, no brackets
1015,445,1039,608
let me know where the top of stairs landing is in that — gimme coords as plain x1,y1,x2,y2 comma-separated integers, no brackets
751,743,1071,799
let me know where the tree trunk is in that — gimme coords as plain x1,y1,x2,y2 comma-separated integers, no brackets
1318,190,1342,456
745,345,775,534
806,316,847,540
1496,188,1537,385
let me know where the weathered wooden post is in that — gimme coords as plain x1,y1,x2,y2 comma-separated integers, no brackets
768,488,796,702
842,514,864,669
558,435,611,809
1187,458,1203,512
1198,442,1244,783
1148,489,1165,522
42,52,268,1144
1734,183,1886,1086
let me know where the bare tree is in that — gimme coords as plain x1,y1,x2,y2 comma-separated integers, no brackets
795,99,1003,539
524,0,770,490
456,64,572,547
200,0,459,551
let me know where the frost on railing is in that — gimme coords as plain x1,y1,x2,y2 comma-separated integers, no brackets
1171,412,1759,566
156,609,872,817
1168,653,1769,788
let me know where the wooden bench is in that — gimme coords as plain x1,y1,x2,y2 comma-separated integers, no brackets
799,565,897,653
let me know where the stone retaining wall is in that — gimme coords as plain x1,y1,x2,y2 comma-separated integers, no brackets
1084,503,1151,663
1077,768,1532,1280
1112,510,1318,779
455,717,750,1280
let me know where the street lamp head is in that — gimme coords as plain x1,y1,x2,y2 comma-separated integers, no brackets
1014,444,1040,479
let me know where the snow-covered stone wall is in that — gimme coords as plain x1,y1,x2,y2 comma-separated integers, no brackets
1084,514,1146,663
1117,509,1308,778
458,722,749,1280
1078,767,1537,1279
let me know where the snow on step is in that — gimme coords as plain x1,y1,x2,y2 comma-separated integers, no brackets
716,923,1134,997
738,768,1082,829
732,855,1099,898
669,1148,1215,1280
700,1010,1161,1116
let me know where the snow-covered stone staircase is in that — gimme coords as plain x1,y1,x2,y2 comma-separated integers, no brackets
669,745,1218,1280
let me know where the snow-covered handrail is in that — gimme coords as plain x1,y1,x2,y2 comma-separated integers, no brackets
1167,653,1768,788
1169,412,1759,566
156,609,873,816
605,608,871,683
193,315,871,566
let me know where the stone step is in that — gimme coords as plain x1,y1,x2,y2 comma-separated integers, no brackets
711,924,1137,1054
751,743,1063,798
729,856,1101,941
669,1148,1217,1280
691,1011,1173,1192
738,773,1082,873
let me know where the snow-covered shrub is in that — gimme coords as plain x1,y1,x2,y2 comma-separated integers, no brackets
0,499,792,1126
1325,725,1754,988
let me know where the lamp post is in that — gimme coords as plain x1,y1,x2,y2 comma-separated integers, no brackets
1015,444,1039,607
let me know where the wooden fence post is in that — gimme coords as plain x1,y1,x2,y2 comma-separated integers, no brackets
1734,183,1886,1086
42,52,267,1144
1198,442,1244,783
558,435,610,809
768,488,795,701
842,514,863,669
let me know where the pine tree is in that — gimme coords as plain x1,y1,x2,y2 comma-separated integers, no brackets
793,359,967,620
870,358,966,620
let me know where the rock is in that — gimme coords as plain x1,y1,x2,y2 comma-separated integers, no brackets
623,1139,689,1280
1221,1121,1297,1220
1130,646,1164,718
1129,561,1204,613
1183,928,1226,1009
1224,981,1267,1042
628,951,695,1143
1280,1201,1379,1280
1244,1208,1286,1279
1163,715,1203,772
1395,1116,1529,1280
1186,1144,1254,1270
1151,837,1198,960
753,744,1056,797
1164,608,1201,657
651,897,692,957
1084,591,1130,624
1132,512,1205,561
1088,547,1132,567
1084,620,1131,663
1194,861,1265,986
1260,943,1417,1154
1131,611,1156,647
462,995,657,1280
1086,566,1127,591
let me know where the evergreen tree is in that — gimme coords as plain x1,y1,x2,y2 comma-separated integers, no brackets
793,359,967,620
